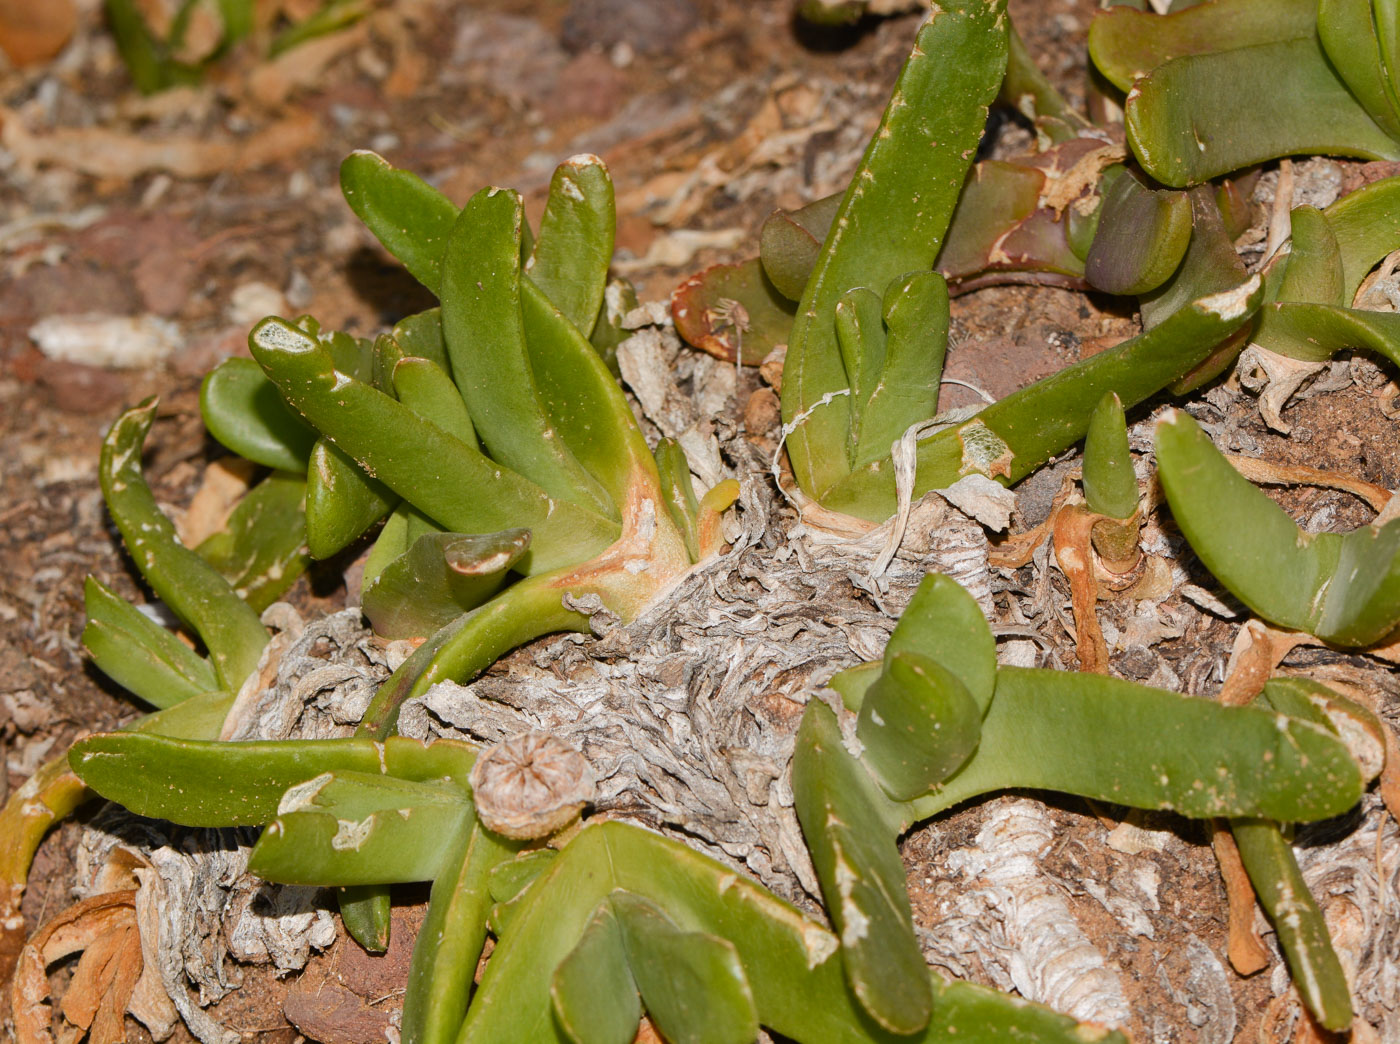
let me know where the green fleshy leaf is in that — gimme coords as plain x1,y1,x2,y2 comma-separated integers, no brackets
340,150,457,293
1232,818,1354,1029
857,652,981,801
527,156,615,337
391,355,477,446
550,903,641,1044
404,816,519,1044
1084,171,1191,295
68,733,475,826
339,887,391,953
459,820,1127,1043
305,438,396,560
519,276,664,512
361,529,529,640
1082,392,1137,520
250,317,617,574
99,399,268,692
392,308,452,375
1251,301,1400,365
852,272,949,468
1319,0,1400,139
654,438,700,563
1125,37,1400,187
200,358,317,471
781,0,1009,501
440,187,613,517
834,286,887,456
1321,174,1400,298
903,666,1365,824
793,700,930,1035
1089,0,1318,92
824,274,1264,519
885,573,997,712
249,773,472,885
758,193,842,302
195,470,310,613
1155,409,1400,645
81,576,219,709
612,892,758,1044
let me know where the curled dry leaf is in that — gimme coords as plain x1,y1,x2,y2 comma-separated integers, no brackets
469,731,597,840
1225,454,1393,513
12,892,141,1044
1052,503,1109,674
1210,825,1270,976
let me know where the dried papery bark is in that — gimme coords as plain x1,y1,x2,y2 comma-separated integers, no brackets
401,449,994,901
927,799,1133,1027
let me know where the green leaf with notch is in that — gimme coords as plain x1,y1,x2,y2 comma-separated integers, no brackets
611,892,758,1044
361,529,529,640
781,0,1008,500
249,317,617,574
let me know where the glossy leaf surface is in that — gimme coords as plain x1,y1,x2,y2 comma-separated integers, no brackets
527,155,615,337
857,652,981,800
250,317,617,574
884,573,997,712
194,470,309,612
759,193,841,302
1082,392,1137,520
1233,818,1353,1029
404,815,518,1044
361,529,529,640
305,437,396,560
440,187,612,516
551,903,641,1044
1084,172,1190,295
200,357,316,472
1125,38,1400,187
341,150,456,292
249,773,471,885
852,272,949,468
1089,0,1317,91
613,892,759,1044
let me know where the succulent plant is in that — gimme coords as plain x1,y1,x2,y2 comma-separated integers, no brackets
9,0,1400,1040
105,0,367,93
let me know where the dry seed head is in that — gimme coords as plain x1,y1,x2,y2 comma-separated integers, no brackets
469,731,596,839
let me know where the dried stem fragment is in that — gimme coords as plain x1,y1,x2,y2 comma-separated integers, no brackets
469,732,597,840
